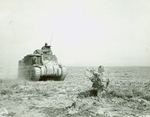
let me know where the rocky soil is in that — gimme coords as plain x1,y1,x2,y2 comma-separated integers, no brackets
0,66,150,117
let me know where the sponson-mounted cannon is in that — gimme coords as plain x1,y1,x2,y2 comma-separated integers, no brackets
18,43,67,81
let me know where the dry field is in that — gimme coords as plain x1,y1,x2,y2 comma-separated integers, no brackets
0,66,150,117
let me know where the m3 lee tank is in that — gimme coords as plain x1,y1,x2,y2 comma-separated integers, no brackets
18,43,67,81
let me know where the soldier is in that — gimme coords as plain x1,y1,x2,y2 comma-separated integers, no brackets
42,43,52,53
41,43,53,60
42,43,49,50
84,65,109,98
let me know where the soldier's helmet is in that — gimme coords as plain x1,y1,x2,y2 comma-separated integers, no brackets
98,65,105,73
45,43,48,46
42,43,49,50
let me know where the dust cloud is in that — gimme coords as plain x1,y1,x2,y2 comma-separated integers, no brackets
0,64,18,80
0,54,22,80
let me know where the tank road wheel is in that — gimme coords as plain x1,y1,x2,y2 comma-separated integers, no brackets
59,67,67,81
31,67,41,81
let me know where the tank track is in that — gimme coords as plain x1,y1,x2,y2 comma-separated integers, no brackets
59,67,67,81
31,67,41,81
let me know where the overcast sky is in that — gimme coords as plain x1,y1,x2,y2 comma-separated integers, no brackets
0,0,150,68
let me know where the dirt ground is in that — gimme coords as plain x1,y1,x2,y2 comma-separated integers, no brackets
0,66,150,117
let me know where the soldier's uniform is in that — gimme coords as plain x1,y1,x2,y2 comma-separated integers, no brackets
85,66,109,98
90,70,104,90
41,43,53,60
42,43,49,50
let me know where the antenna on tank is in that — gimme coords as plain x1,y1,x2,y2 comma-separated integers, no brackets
9,21,17,40
50,28,55,46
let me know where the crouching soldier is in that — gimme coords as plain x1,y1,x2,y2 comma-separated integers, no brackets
84,66,109,98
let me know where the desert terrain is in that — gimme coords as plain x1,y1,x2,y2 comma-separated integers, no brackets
0,66,150,117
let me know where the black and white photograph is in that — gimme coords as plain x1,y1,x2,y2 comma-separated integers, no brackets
0,0,150,117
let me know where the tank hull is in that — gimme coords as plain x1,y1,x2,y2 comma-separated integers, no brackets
18,63,67,81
